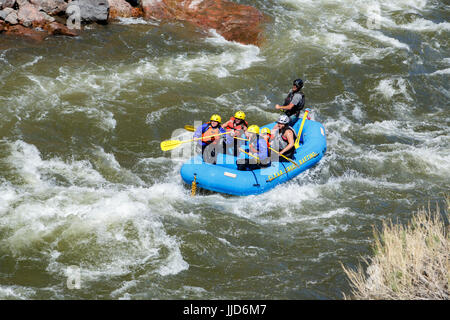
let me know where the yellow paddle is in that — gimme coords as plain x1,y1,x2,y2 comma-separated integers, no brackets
184,125,195,132
294,108,310,149
161,132,229,151
234,135,298,168
234,135,299,168
268,146,300,168
239,148,260,161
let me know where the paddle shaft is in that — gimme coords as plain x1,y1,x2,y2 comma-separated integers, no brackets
161,131,229,151
185,126,298,167
239,148,260,161
268,146,300,168
196,131,228,141
233,136,298,167
294,109,310,149
179,132,228,146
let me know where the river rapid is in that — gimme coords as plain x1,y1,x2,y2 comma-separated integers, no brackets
0,0,449,299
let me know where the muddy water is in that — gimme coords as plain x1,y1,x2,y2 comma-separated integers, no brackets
0,0,448,299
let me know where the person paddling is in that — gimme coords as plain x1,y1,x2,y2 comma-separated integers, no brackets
222,111,248,156
275,78,305,126
193,114,229,164
237,125,269,171
271,115,297,161
222,111,248,135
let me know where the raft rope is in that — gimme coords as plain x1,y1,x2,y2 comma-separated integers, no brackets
191,175,197,197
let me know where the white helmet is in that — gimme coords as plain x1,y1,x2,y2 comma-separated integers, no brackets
277,114,290,124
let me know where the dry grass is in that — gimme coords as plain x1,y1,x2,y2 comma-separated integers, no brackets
342,196,449,300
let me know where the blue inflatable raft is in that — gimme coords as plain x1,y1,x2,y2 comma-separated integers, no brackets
180,119,327,196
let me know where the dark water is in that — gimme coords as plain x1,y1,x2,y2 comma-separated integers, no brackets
0,0,449,299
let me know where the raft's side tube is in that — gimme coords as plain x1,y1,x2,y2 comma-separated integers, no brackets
180,156,262,195
253,120,326,192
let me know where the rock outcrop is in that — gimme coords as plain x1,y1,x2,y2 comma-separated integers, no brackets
69,0,110,23
4,8,18,25
0,8,13,20
44,20,78,36
0,1,78,39
29,0,68,16
108,0,142,20
140,0,265,45
0,0,265,45
18,2,52,27
3,24,48,40
0,0,15,9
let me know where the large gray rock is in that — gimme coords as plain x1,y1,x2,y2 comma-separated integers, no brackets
16,0,28,7
0,0,15,10
0,10,7,20
68,0,109,23
108,0,142,19
0,7,14,20
4,9,18,24
29,0,68,15
18,2,47,27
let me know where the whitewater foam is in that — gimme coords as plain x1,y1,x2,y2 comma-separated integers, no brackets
429,68,450,76
0,285,36,300
372,78,413,101
117,17,160,26
0,140,192,289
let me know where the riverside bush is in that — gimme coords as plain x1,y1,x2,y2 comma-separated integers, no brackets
342,196,449,300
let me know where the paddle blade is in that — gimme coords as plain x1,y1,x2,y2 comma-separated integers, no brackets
184,125,195,132
160,140,182,151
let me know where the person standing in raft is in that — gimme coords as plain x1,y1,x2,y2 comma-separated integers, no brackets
193,114,230,164
275,78,305,126
237,125,270,171
270,115,297,161
222,111,248,156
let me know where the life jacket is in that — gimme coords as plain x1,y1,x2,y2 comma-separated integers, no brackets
283,90,305,117
262,134,272,149
248,138,259,155
201,122,222,145
261,134,272,158
224,117,248,133
272,126,297,158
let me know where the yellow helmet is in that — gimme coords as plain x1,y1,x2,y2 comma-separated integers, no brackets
234,111,246,120
210,114,222,123
261,127,271,135
247,125,260,134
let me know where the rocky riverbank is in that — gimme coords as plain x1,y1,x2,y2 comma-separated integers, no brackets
0,0,265,45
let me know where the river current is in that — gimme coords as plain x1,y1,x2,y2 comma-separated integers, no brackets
0,0,449,299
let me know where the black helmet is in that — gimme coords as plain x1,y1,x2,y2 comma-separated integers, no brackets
293,78,303,89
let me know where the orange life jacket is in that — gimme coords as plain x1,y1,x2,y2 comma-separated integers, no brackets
224,117,248,133
262,134,272,149
202,123,221,144
249,141,258,154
